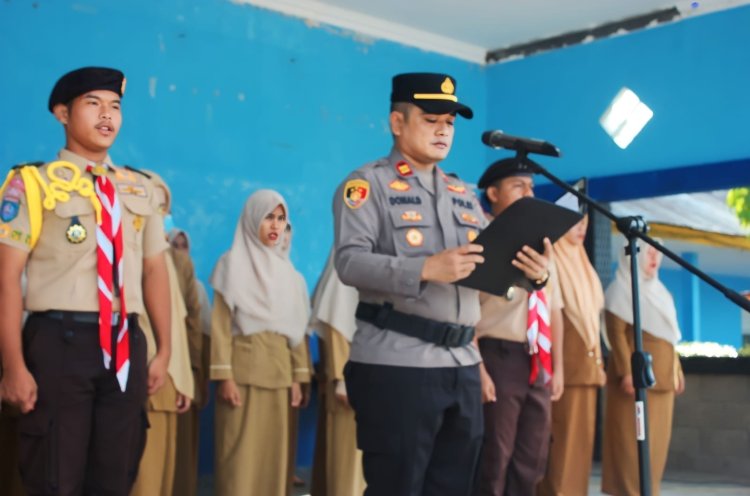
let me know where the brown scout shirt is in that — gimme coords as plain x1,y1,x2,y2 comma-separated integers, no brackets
0,149,168,314
476,262,563,342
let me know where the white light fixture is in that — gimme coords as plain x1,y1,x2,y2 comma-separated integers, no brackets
600,87,654,149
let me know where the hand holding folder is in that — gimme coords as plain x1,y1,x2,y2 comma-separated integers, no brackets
457,197,582,296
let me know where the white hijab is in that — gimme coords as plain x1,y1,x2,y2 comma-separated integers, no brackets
605,241,681,345
209,190,309,346
309,250,358,342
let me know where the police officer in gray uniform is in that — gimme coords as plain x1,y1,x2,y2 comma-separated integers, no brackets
333,73,487,496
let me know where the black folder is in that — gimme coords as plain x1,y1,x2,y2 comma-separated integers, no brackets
456,197,582,296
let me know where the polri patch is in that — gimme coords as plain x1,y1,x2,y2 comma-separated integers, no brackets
344,179,370,209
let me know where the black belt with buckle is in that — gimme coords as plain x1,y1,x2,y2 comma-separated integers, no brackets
35,310,133,326
355,302,475,348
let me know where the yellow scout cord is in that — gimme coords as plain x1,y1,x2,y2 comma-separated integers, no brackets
0,161,102,249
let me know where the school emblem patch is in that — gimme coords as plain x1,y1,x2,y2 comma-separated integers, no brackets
343,179,370,209
406,228,424,247
389,180,411,192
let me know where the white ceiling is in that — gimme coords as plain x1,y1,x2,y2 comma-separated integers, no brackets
237,0,750,63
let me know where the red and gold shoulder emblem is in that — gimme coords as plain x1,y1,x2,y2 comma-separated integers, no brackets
343,179,370,209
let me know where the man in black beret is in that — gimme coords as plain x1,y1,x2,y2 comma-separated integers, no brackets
0,67,172,495
333,72,487,495
473,157,565,496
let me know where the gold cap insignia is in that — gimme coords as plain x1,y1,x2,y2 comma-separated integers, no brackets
121,77,127,96
441,77,455,95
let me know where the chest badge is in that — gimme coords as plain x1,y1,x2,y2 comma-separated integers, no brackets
401,210,423,222
467,229,479,242
395,161,413,177
405,228,424,247
389,180,411,192
343,179,370,209
66,216,87,244
461,212,479,225
446,184,466,194
133,215,144,233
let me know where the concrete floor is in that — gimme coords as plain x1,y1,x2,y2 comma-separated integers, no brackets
197,464,750,495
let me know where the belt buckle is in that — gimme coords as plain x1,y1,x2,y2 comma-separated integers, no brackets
441,324,461,347
374,303,393,329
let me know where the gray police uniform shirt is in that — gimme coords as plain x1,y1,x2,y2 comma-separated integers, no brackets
333,148,488,368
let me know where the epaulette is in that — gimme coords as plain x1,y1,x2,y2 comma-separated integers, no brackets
11,161,43,170
445,171,460,179
124,165,152,179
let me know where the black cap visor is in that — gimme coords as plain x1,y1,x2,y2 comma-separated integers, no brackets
413,99,473,119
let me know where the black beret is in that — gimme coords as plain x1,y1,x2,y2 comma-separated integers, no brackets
48,67,125,112
477,157,534,189
391,73,473,119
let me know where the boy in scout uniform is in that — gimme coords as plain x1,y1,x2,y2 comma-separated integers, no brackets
333,73,487,496
0,67,171,495
473,158,563,496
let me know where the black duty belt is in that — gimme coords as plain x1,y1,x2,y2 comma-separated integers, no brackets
35,311,134,327
356,302,475,348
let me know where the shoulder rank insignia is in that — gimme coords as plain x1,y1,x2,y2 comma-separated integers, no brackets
395,161,413,177
446,184,467,194
401,210,422,222
389,179,411,192
343,179,370,209
124,165,152,179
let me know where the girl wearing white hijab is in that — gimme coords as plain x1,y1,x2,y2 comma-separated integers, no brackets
601,241,685,496
209,190,311,496
539,215,606,496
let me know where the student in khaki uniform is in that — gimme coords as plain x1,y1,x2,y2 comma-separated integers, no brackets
601,242,685,496
130,171,194,496
474,158,563,496
0,67,171,495
168,228,206,496
209,189,311,496
309,251,366,496
538,214,606,496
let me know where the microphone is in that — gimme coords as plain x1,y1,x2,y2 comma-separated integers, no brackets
481,130,561,158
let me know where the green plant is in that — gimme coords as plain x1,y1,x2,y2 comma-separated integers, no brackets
727,187,750,228
739,344,750,357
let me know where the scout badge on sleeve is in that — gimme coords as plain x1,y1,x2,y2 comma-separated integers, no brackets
0,175,25,222
344,179,370,209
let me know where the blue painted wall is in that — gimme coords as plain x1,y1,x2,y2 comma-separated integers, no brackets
0,0,487,288
485,5,750,185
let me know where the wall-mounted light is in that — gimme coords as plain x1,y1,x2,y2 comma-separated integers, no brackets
600,87,653,149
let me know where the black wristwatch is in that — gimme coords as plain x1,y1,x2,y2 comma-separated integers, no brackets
529,270,550,290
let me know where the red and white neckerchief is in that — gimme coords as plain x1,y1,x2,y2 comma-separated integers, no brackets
527,290,553,385
88,163,130,392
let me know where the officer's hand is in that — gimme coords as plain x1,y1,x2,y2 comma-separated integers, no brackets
620,374,635,396
290,382,302,408
147,354,169,395
422,244,485,284
512,238,552,282
0,366,37,414
479,363,496,403
218,379,242,407
176,393,192,414
334,379,351,409
551,372,564,401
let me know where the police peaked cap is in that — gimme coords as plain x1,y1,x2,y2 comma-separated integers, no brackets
477,157,534,189
48,67,126,112
391,73,473,119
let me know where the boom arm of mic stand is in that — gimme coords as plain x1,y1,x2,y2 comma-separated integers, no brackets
522,156,750,313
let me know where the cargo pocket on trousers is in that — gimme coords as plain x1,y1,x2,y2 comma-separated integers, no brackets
127,408,150,486
18,409,58,494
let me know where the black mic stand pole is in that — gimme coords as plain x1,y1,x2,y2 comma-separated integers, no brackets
507,149,750,496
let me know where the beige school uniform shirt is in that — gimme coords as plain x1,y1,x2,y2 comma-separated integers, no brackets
476,263,563,341
0,149,168,313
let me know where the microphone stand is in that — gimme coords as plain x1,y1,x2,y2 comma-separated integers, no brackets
503,148,750,496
